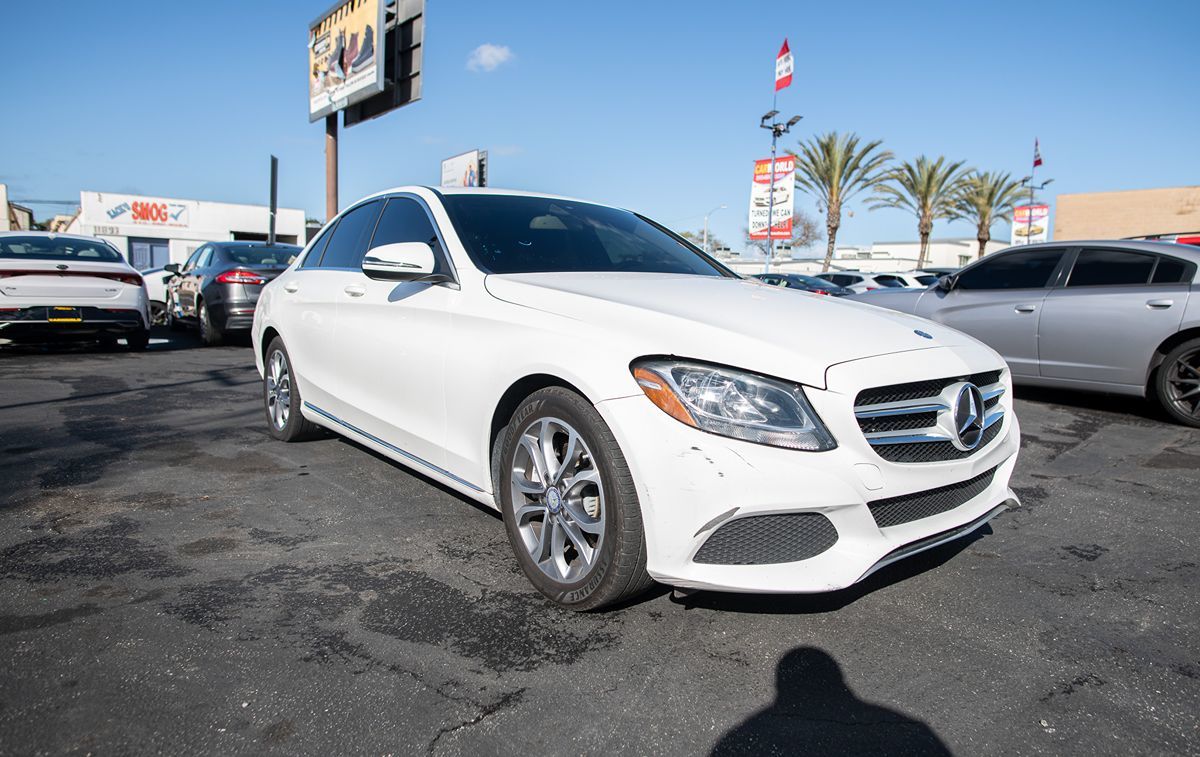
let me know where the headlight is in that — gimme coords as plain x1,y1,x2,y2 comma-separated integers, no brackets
631,359,836,451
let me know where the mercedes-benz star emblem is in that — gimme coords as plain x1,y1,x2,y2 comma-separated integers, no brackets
953,383,985,450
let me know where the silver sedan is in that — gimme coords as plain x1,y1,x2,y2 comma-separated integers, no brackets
848,240,1200,426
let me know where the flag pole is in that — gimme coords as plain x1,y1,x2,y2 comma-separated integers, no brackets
1027,138,1036,241
765,89,778,275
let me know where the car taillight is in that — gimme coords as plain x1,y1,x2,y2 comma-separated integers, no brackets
215,270,267,285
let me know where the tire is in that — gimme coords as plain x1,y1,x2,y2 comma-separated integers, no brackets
198,299,224,347
1155,337,1200,428
149,301,167,327
125,329,150,351
498,387,654,611
263,337,323,442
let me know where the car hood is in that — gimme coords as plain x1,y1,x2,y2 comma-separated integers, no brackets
484,273,970,389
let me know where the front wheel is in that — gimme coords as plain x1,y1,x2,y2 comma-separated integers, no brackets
263,337,323,442
1155,338,1200,427
499,387,654,611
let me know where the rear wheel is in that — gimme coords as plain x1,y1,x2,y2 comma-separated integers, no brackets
198,299,224,346
1156,338,1200,427
149,301,167,326
498,387,653,611
263,337,322,442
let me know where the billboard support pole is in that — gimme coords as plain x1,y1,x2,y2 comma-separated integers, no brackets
268,155,278,246
325,114,338,220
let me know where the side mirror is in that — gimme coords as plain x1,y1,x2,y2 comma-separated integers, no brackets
361,242,450,283
164,263,181,275
936,275,957,292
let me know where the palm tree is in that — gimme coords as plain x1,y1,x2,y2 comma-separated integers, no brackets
790,132,893,272
870,155,971,270
952,171,1026,259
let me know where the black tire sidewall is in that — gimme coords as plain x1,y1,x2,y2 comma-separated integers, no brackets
1156,338,1200,428
499,389,635,608
264,338,303,441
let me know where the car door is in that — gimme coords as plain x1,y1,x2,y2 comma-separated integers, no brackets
175,246,208,317
1038,247,1191,386
914,248,1067,377
275,200,383,410
330,195,459,469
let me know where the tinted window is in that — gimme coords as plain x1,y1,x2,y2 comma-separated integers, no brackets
1067,249,1156,287
369,198,449,275
317,201,383,268
1151,256,1195,284
915,274,938,286
183,247,206,271
439,195,729,276
873,275,904,287
219,245,301,266
955,249,1064,290
300,223,335,269
0,235,122,262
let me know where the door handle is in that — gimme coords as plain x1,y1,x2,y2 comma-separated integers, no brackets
1146,299,1174,309
343,285,366,297
1014,305,1036,313
283,281,300,293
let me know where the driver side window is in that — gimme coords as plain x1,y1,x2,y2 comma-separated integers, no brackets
368,197,450,276
183,247,205,272
955,249,1065,290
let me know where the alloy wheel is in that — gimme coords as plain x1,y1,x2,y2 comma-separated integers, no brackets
266,350,292,430
509,417,605,583
1164,347,1200,420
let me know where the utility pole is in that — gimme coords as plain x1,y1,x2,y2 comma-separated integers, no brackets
703,204,726,254
325,114,338,221
268,155,278,246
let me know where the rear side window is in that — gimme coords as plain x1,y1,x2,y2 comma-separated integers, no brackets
368,197,450,275
1067,249,1156,287
316,201,383,269
1151,256,1195,284
915,274,938,286
873,275,904,287
956,249,1064,290
0,236,122,262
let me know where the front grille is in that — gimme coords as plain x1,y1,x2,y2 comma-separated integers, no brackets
855,369,1003,407
869,466,998,528
872,421,1004,463
854,368,1006,464
694,512,838,565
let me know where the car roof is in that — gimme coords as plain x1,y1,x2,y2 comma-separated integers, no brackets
211,241,301,249
355,185,613,209
0,231,112,245
997,239,1200,260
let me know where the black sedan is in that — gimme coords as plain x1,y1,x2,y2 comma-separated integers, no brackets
752,272,853,296
165,242,300,345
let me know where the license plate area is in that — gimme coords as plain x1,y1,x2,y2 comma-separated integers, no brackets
48,306,83,323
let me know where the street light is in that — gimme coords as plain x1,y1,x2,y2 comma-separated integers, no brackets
1019,176,1055,243
758,111,803,273
703,204,726,254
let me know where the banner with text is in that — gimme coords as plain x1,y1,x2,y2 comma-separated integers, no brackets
748,156,795,240
1011,204,1050,245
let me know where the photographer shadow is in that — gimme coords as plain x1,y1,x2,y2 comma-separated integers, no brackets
711,647,950,756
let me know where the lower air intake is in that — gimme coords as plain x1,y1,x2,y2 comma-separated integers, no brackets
869,466,998,528
694,512,838,565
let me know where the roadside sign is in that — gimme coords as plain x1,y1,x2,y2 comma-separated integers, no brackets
1011,204,1050,245
308,0,386,122
441,150,487,188
748,156,795,240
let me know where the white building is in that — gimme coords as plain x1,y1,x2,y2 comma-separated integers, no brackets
721,237,1010,276
66,191,305,271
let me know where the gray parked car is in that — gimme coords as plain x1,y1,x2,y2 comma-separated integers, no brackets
848,240,1200,426
165,242,301,345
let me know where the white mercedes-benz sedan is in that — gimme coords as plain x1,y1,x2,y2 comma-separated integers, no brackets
0,232,151,349
252,187,1020,610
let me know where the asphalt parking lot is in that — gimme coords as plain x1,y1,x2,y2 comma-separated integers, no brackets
1,333,1197,755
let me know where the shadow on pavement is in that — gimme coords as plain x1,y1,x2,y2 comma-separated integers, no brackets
711,647,950,756
0,325,252,355
671,526,987,615
1013,384,1164,423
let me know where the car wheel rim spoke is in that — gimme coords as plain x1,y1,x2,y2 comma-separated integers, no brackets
1166,350,1200,418
510,415,605,584
266,351,291,429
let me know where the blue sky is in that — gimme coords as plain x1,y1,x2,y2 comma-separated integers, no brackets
3,0,1197,253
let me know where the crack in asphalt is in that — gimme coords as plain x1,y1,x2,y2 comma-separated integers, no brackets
426,688,526,755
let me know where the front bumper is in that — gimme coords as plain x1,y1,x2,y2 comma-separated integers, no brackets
0,307,146,343
593,345,1020,594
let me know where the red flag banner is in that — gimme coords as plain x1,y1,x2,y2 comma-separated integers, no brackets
1033,138,1043,168
775,39,793,91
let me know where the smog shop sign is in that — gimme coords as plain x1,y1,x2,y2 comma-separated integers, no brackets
84,193,196,230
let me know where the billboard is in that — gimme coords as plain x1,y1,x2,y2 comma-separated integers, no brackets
344,0,425,127
1011,204,1050,245
308,0,386,122
748,156,795,240
441,150,488,188
82,192,197,233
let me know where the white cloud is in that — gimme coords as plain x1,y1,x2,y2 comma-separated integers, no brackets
467,43,514,72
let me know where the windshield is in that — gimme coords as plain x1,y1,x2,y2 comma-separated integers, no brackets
221,245,300,266
0,235,123,262
440,194,732,277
